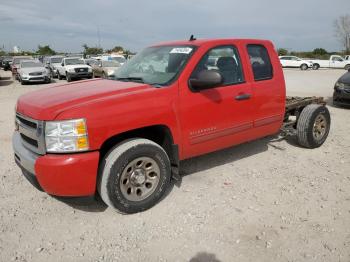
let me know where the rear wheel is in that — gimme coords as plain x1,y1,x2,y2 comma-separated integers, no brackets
57,71,63,80
296,104,330,148
345,64,350,70
312,64,320,70
98,138,172,214
300,64,308,70
102,72,107,79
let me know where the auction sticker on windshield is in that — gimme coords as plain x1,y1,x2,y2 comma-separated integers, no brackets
170,47,193,54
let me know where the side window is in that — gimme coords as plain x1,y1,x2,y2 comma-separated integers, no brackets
190,46,244,87
247,44,273,81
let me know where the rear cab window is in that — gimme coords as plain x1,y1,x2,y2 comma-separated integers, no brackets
247,44,273,81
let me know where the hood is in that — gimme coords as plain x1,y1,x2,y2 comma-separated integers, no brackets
52,63,62,67
19,67,46,74
65,64,90,70
338,72,350,84
16,79,154,120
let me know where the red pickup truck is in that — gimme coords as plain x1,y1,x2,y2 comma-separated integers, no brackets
13,38,330,214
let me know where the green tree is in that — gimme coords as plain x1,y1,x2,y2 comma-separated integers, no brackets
82,44,103,55
109,46,124,53
37,45,56,55
277,48,288,56
313,48,328,56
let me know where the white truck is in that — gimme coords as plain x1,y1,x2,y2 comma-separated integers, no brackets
57,57,93,82
309,55,350,70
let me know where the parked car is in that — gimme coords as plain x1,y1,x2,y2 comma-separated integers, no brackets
2,58,12,71
83,58,99,66
333,68,350,106
279,56,313,70
310,55,350,70
45,56,64,78
0,56,12,68
91,60,120,78
11,56,33,79
17,60,51,85
56,57,93,82
102,54,126,65
13,38,331,214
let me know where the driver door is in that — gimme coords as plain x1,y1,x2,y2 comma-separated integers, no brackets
178,45,254,158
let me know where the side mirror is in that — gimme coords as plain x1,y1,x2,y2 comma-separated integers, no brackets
189,70,222,91
61,63,64,66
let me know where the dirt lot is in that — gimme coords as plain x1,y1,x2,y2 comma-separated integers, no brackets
0,69,349,262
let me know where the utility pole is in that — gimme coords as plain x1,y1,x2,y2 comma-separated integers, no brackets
97,26,101,49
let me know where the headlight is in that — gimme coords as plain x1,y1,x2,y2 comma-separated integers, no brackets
45,118,89,153
68,68,75,73
107,69,115,76
335,82,345,89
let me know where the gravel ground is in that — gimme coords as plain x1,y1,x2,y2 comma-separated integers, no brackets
0,69,349,262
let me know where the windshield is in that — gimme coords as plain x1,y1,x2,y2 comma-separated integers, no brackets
14,57,31,65
51,57,63,63
21,61,43,68
112,56,126,63
65,58,85,65
102,61,120,67
115,45,195,86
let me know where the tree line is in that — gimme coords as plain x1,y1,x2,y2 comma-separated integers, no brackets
0,44,135,57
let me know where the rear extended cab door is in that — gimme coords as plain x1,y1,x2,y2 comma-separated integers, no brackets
244,41,285,136
178,40,255,159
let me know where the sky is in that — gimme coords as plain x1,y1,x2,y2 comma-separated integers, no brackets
0,0,349,53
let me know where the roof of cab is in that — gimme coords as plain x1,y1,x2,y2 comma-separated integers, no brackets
152,38,273,47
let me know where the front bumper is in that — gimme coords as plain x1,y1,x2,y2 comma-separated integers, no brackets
67,72,93,79
13,132,100,196
333,89,350,105
22,75,50,83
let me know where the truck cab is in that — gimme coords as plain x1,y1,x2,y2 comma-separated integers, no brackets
13,38,330,214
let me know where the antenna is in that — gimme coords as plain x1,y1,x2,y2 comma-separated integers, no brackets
189,35,196,41
97,26,101,48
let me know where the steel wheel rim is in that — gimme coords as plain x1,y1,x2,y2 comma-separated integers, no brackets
313,114,327,141
119,157,160,202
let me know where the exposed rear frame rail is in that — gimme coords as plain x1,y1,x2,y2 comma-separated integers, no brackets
282,96,326,136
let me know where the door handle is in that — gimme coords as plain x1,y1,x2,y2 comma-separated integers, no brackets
235,93,251,101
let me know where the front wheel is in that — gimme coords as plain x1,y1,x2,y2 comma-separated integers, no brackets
297,104,330,148
98,138,172,214
66,73,72,82
345,64,350,71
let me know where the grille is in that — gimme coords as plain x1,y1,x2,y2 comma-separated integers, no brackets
16,113,45,155
75,68,88,73
17,115,37,129
30,77,44,80
29,72,42,76
20,134,38,147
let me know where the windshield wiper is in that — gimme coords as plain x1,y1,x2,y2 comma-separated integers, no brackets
116,77,144,83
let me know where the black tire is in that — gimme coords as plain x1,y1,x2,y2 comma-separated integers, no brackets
66,73,71,82
345,64,350,71
312,64,320,70
57,71,63,80
102,72,106,79
300,64,308,70
296,104,330,148
98,138,172,214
